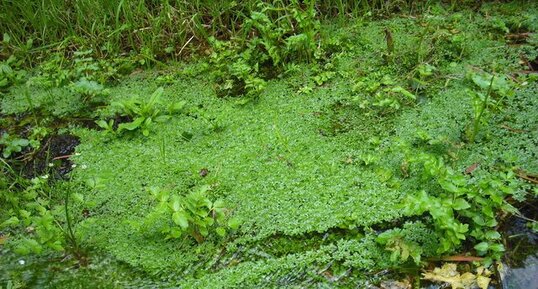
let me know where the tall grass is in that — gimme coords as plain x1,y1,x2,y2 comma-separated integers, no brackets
0,0,454,62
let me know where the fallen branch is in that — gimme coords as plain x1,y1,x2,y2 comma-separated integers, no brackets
428,255,484,262
52,154,73,160
500,124,528,133
514,169,538,184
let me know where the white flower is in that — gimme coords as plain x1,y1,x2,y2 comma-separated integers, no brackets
71,164,77,168
18,259,25,265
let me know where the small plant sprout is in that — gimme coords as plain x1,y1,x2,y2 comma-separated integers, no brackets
144,186,239,243
97,87,186,137
0,133,30,158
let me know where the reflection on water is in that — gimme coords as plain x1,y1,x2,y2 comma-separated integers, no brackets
500,200,538,289
0,248,171,289
500,255,538,289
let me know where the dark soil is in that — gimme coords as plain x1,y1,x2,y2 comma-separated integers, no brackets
24,134,80,178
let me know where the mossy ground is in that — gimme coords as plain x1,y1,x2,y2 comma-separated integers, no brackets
1,2,537,288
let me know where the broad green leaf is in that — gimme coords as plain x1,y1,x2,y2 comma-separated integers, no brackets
489,243,505,252
168,101,186,114
452,198,471,210
213,200,225,209
474,241,489,252
481,205,494,217
118,117,144,131
391,86,416,100
199,226,209,237
169,227,182,238
227,217,241,230
1,216,19,228
49,240,64,251
149,87,164,104
172,197,181,212
440,180,460,194
205,217,214,226
96,120,109,129
172,211,189,229
216,227,226,237
484,230,501,240
471,72,493,89
154,115,171,123
72,193,84,203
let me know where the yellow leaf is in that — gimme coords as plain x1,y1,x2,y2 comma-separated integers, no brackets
476,276,491,289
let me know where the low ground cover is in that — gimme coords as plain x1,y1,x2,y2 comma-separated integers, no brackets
1,1,537,288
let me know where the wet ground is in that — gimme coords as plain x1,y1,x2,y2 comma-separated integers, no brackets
499,199,538,289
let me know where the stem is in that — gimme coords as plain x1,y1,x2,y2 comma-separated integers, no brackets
471,74,495,142
64,190,79,254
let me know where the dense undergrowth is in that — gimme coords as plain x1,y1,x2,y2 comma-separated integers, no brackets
1,1,538,288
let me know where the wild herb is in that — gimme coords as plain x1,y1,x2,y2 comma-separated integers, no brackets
465,71,515,142
208,1,320,99
69,78,109,105
0,133,30,158
143,186,239,243
376,229,422,264
27,49,133,89
97,87,185,137
402,151,521,263
351,74,416,115
0,175,84,258
0,55,26,91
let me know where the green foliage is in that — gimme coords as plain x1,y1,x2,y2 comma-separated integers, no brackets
0,176,84,257
208,38,267,99
402,151,520,262
0,133,30,158
465,70,515,142
351,74,416,115
410,63,436,91
208,1,320,99
1,3,537,287
28,49,133,88
70,78,109,104
97,87,185,137
143,185,238,243
376,229,422,265
0,55,26,91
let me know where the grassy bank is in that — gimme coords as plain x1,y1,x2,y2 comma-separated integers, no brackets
1,1,494,61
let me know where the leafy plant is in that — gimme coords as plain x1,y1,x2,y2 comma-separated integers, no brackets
0,133,30,158
98,87,185,137
0,175,84,258
208,1,320,99
376,229,422,265
402,151,520,263
208,38,267,99
27,49,134,89
411,63,436,91
351,74,416,115
0,55,26,91
466,71,515,142
144,185,239,243
95,119,116,136
69,78,109,104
